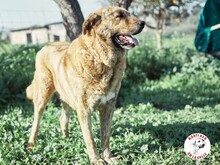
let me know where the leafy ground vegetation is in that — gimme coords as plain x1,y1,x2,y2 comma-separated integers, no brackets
0,35,220,164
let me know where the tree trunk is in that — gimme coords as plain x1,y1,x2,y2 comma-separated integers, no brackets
109,0,133,10
156,29,162,50
54,0,84,41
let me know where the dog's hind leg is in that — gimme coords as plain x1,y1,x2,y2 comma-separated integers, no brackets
27,69,55,151
60,101,71,137
26,84,34,100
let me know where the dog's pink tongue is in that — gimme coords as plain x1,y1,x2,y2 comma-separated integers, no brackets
119,35,139,46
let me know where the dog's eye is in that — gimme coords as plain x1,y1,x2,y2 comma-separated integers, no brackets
116,12,126,18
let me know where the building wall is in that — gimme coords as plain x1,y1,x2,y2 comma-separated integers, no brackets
48,24,67,42
10,28,48,45
10,23,68,45
32,28,49,44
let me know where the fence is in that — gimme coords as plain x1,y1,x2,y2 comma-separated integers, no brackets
0,9,62,30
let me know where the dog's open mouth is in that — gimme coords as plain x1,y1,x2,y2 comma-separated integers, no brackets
113,34,139,49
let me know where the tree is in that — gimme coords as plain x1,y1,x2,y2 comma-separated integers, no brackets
109,0,133,9
55,0,134,40
54,0,84,40
131,0,204,50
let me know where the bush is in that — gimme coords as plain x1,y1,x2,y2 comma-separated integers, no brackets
0,43,41,105
124,35,197,85
118,35,220,109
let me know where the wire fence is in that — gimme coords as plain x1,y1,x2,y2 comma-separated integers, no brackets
0,9,62,30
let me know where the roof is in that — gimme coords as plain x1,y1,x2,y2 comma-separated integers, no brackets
10,22,63,32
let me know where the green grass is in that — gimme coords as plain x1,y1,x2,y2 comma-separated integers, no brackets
0,103,219,164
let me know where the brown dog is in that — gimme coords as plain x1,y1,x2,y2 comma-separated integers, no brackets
26,7,145,164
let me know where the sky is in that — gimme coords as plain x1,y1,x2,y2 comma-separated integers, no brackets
0,0,103,30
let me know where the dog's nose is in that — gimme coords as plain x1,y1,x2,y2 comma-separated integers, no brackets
139,21,145,28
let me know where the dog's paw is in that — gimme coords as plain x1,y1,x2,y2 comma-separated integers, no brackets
27,142,34,152
104,156,120,164
91,158,106,165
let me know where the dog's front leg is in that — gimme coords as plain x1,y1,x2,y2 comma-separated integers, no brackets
99,101,119,164
77,109,104,164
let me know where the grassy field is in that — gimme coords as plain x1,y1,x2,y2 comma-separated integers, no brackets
0,35,220,164
0,103,219,164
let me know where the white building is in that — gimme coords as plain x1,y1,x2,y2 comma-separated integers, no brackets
10,22,67,45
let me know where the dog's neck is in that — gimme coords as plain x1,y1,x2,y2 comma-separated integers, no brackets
79,34,126,66
65,34,126,94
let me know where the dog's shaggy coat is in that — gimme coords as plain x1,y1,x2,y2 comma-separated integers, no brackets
26,7,145,164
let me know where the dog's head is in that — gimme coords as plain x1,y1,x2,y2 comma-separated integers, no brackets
193,138,206,148
82,7,145,49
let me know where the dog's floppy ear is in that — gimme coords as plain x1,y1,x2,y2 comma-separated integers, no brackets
83,13,101,35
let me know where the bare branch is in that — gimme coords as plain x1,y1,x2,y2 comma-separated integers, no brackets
109,0,133,10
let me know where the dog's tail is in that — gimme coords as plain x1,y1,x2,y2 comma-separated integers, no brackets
26,84,33,100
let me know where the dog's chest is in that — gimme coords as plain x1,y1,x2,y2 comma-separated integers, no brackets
87,54,126,109
87,75,120,109
87,91,116,110
99,91,116,104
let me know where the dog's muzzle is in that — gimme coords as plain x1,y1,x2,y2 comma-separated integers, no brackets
113,21,145,49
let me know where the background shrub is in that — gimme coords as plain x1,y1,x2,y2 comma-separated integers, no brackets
0,42,41,105
124,35,197,84
118,35,220,109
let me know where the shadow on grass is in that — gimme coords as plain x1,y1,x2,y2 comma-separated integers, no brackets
118,85,220,110
112,121,220,153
